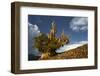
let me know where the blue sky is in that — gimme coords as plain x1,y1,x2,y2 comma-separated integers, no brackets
28,15,88,56
28,15,88,44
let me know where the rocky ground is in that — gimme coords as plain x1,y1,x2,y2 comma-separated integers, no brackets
40,44,88,60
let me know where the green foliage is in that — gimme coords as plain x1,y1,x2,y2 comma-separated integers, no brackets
34,33,48,53
34,32,69,57
34,33,58,54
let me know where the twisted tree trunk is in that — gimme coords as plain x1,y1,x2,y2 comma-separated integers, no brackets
40,51,57,60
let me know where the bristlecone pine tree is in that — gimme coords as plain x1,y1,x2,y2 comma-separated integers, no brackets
34,21,69,59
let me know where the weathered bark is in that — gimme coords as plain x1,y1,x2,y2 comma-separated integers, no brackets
40,51,57,60
40,52,50,59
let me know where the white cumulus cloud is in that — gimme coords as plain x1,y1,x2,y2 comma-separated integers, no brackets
28,22,40,35
28,22,41,55
70,17,88,31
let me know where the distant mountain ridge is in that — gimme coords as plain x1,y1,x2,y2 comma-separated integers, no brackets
56,41,87,53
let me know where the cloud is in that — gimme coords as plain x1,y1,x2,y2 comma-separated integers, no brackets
28,22,40,36
70,17,88,31
56,41,88,53
28,22,41,55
